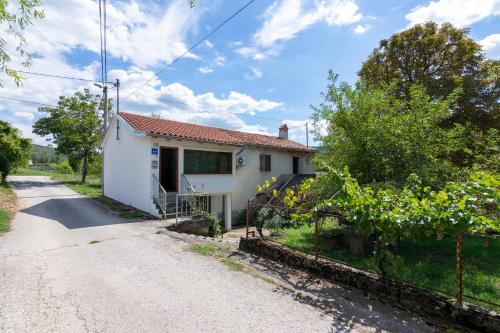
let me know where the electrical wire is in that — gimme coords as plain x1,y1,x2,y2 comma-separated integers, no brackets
103,0,108,84
135,92,285,123
123,0,257,102
0,95,57,108
98,0,105,85
0,68,106,83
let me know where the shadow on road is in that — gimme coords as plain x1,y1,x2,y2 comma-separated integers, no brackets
229,252,434,333
21,197,136,229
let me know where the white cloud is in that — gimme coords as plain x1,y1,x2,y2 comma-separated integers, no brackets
405,0,500,27
244,67,263,80
22,0,201,68
354,24,370,34
109,68,282,135
238,0,362,60
13,111,35,121
204,40,214,48
198,66,214,74
214,56,226,66
282,119,324,145
480,33,500,58
0,0,290,143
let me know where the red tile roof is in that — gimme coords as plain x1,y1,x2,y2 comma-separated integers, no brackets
119,112,314,152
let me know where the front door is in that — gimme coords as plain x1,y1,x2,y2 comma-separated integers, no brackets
160,147,178,192
292,157,299,174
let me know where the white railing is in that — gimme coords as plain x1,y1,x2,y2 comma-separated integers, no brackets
152,174,167,217
176,174,212,225
175,193,211,225
180,174,195,194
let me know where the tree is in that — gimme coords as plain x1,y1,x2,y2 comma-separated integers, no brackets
0,121,31,181
312,72,465,185
0,0,44,86
33,89,104,183
358,22,499,131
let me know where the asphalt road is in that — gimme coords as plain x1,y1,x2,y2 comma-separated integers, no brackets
0,176,434,333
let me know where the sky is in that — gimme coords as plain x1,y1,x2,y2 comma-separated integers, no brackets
0,0,499,145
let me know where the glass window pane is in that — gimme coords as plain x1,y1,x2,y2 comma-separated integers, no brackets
219,153,231,173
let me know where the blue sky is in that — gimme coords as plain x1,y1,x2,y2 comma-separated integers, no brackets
1,0,499,145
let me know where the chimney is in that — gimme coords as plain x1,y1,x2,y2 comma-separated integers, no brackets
278,124,288,140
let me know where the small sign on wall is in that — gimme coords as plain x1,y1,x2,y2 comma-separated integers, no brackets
151,160,158,169
151,147,159,155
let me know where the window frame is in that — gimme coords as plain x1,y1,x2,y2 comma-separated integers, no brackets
259,154,271,172
183,149,233,175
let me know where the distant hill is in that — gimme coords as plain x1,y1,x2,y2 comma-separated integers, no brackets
31,144,67,164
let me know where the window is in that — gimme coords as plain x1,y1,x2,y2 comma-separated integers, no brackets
260,154,271,171
184,150,232,174
116,120,120,140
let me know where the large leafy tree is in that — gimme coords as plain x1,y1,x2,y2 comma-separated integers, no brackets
312,72,465,185
0,121,31,181
33,89,104,183
0,0,44,86
358,22,499,131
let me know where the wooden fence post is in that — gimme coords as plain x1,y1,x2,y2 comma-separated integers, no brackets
456,231,464,306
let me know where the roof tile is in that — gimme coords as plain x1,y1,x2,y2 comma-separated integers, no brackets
119,112,314,152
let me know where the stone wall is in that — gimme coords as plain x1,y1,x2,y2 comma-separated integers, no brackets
239,237,500,333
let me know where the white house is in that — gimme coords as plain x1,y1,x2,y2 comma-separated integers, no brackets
102,112,316,231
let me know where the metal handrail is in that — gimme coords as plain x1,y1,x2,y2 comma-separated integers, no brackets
180,174,196,194
152,174,167,217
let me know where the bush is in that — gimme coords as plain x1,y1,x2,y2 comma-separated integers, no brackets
54,161,73,174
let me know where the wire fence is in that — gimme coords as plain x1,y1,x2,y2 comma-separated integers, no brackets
245,199,500,311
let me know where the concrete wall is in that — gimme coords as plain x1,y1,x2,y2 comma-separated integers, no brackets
239,237,500,333
102,118,152,214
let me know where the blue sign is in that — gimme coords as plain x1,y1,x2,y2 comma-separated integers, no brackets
151,148,158,155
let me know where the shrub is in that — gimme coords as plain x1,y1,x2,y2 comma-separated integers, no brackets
54,160,73,174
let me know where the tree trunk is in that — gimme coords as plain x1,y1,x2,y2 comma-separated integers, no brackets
455,231,464,306
81,152,89,183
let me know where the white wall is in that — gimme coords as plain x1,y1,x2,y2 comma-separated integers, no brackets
103,118,152,214
104,122,315,222
232,148,314,215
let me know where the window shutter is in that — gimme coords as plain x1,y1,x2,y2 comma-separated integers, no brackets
260,154,265,171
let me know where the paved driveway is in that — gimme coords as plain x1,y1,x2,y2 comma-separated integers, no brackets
0,176,433,332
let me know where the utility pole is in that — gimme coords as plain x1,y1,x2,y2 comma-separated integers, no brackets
103,85,108,130
115,79,120,114
306,122,309,149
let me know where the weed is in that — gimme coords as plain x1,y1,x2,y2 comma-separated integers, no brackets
221,258,245,271
88,240,100,244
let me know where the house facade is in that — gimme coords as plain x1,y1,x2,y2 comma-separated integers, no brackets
102,112,316,231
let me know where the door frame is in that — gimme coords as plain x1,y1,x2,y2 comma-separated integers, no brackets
159,147,179,192
292,156,299,174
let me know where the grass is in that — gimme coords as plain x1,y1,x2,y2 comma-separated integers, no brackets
190,243,230,257
190,244,244,271
15,168,101,197
0,182,16,234
273,221,500,311
0,210,10,233
88,240,101,244
221,258,245,271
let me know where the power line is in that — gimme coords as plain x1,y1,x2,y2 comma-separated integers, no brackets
98,0,105,85
123,0,257,102
0,95,57,108
103,0,108,84
135,92,284,123
0,68,104,83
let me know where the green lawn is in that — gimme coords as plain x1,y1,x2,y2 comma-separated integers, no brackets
273,221,500,311
14,168,101,197
0,182,16,234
